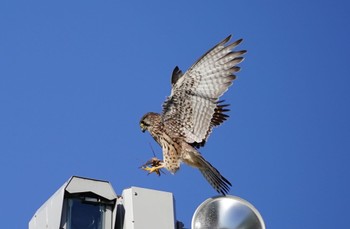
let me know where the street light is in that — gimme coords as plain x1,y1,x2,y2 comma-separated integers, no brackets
192,195,265,229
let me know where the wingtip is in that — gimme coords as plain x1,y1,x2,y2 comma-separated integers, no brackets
171,66,183,85
233,38,244,46
220,35,232,45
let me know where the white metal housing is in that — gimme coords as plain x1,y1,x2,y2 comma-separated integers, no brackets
29,176,118,229
121,187,176,229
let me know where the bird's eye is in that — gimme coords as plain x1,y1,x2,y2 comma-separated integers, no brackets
140,121,149,126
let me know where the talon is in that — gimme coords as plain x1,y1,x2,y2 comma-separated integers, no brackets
140,157,165,176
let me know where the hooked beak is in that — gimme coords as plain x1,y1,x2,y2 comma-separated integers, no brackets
140,123,146,133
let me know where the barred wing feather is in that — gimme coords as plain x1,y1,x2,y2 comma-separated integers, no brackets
162,35,246,145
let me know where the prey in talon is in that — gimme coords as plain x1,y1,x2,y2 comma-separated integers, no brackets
140,157,165,176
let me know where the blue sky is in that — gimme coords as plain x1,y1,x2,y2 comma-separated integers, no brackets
1,1,349,228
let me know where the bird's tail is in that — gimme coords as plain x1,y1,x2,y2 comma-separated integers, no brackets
198,156,232,195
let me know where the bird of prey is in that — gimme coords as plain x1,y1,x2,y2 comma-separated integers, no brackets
140,35,246,195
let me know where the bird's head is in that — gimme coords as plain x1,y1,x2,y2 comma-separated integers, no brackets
140,112,159,133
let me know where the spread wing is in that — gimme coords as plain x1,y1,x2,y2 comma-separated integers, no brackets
162,35,246,145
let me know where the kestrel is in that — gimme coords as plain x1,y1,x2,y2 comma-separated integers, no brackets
140,35,246,195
